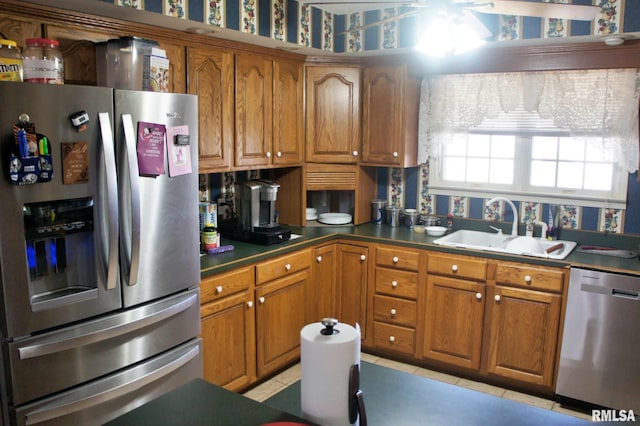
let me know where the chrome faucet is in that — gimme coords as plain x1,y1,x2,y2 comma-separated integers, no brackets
486,197,519,236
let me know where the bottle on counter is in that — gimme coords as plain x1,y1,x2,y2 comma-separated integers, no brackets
0,39,23,82
201,223,219,252
22,38,64,84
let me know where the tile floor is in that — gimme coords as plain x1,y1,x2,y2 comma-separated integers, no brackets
243,352,592,421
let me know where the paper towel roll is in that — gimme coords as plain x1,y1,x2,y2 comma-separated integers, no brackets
300,320,361,426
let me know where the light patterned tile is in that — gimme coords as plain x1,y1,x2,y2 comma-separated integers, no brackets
498,14,520,41
387,167,405,208
347,12,363,53
503,389,554,410
456,378,506,397
599,207,624,233
543,0,569,39
381,8,398,49
322,10,333,51
418,163,434,215
596,0,624,35
485,198,503,221
241,0,257,34
298,3,311,47
450,196,469,218
559,204,580,230
243,379,287,402
521,201,541,224
116,0,142,8
272,0,286,40
374,358,419,374
206,0,225,27
414,367,460,385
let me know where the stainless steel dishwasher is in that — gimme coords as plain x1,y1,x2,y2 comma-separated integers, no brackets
556,267,640,411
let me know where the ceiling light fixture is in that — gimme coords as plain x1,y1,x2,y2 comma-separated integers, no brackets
415,11,490,57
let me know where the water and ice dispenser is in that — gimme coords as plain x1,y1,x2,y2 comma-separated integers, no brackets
23,197,97,311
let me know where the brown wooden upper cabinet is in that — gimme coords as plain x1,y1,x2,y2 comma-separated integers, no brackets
272,59,304,166
305,66,361,163
188,46,235,172
361,64,420,167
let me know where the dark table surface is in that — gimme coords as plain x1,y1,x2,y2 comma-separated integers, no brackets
265,361,596,426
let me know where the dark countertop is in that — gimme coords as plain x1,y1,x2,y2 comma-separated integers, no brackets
105,378,312,426
201,222,640,278
265,361,597,426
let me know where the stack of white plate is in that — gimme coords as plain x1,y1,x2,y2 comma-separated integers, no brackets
306,208,318,221
318,213,352,225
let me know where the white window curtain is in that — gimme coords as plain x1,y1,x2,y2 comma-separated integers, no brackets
417,69,640,173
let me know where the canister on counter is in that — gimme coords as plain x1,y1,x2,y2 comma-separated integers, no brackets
402,209,419,228
370,199,387,225
200,223,219,251
385,206,401,227
0,39,23,82
22,38,64,84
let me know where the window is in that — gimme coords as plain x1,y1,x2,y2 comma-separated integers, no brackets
418,69,640,208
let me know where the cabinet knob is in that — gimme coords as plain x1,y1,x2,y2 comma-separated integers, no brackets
476,292,482,300
392,256,399,264
285,263,291,271
316,255,322,263
266,151,271,158
390,308,397,316
276,151,282,158
451,264,458,272
392,151,398,158
360,255,366,261
389,336,395,343
391,280,398,288
352,150,358,157
216,285,223,294
246,301,253,308
259,296,265,304
524,275,532,283
494,295,501,302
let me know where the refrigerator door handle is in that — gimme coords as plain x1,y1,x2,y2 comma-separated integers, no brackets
18,291,198,360
22,344,200,425
121,114,141,286
98,113,119,291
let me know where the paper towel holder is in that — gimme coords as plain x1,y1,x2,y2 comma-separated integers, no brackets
320,317,340,335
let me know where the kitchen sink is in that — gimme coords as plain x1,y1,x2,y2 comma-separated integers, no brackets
432,229,577,260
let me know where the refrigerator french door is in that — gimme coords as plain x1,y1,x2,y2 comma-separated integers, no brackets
0,82,202,425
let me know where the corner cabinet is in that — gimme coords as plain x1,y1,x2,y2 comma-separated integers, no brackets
361,64,420,167
305,66,361,163
335,243,369,339
187,46,235,172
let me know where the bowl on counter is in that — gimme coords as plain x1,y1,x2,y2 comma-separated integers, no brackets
413,225,426,233
426,226,448,237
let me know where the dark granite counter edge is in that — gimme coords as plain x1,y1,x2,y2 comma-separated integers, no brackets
201,223,640,278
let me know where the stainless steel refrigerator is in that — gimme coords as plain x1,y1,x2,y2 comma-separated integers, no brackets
0,82,202,425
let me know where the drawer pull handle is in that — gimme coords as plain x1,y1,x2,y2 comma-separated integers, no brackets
216,286,223,294
360,255,366,261
494,295,501,302
451,264,458,272
392,256,399,264
259,297,265,304
276,151,282,158
266,151,271,158
476,292,482,300
285,263,291,271
390,308,397,316
391,281,398,288
392,151,398,158
389,336,395,343
246,301,253,308
353,150,358,157
524,275,532,283
316,256,322,263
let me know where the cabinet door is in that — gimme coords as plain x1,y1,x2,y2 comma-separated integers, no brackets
235,53,273,168
310,244,337,322
305,66,360,163
487,286,561,388
187,47,234,172
255,270,308,377
422,275,485,370
200,290,256,391
362,65,402,165
336,243,368,338
273,59,303,166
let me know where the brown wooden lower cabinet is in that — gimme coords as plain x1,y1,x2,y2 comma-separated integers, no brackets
486,285,561,387
335,243,369,339
310,244,337,321
421,274,485,370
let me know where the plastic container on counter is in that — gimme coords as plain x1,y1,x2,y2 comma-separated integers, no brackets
201,223,219,251
22,38,64,84
0,39,23,82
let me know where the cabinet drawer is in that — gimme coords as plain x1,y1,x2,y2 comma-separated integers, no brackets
256,249,311,285
376,245,420,271
374,295,416,328
201,266,254,304
495,263,565,293
428,253,487,281
373,322,415,355
374,268,418,299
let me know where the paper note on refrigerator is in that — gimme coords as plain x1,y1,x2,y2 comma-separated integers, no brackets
137,121,166,176
167,125,192,177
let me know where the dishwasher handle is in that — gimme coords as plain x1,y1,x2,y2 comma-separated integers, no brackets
581,283,639,300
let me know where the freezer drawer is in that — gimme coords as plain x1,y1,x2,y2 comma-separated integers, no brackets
4,288,200,406
12,338,203,426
